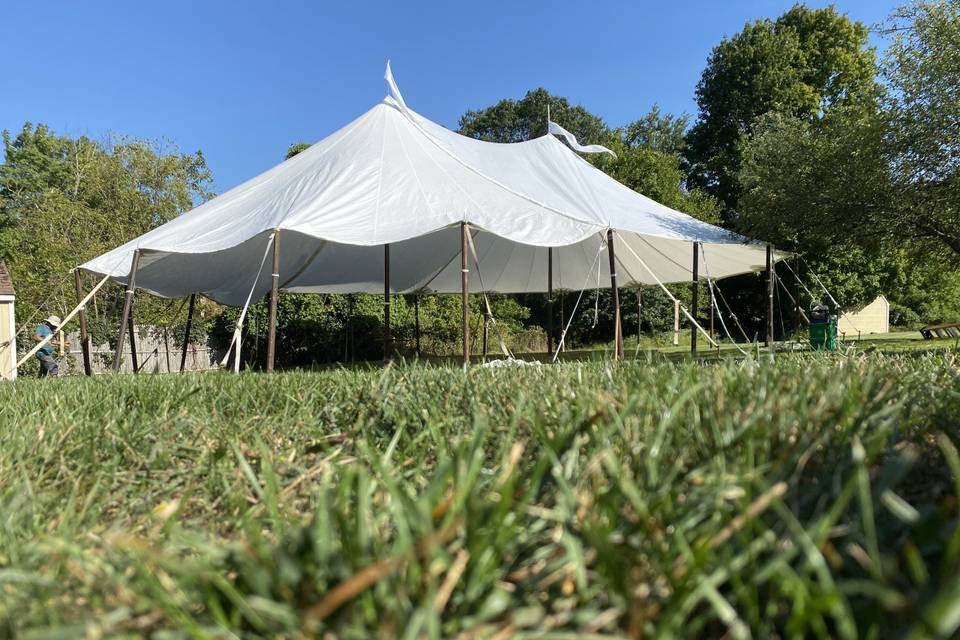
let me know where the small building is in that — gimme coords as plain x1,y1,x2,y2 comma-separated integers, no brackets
0,261,15,380
839,295,889,337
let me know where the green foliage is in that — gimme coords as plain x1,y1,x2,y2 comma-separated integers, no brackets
285,142,311,159
735,1,960,320
458,88,608,144
0,123,213,337
685,5,879,218
212,292,540,368
1,354,960,637
882,0,960,255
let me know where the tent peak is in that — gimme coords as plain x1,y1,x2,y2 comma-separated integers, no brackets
384,60,407,111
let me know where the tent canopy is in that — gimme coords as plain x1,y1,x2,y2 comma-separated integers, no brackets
81,65,775,306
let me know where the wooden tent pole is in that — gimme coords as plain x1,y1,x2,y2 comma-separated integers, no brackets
266,229,281,372
637,286,643,343
74,269,93,376
461,222,469,366
766,244,775,351
128,309,139,374
414,294,421,357
112,249,141,372
606,229,623,360
691,241,699,354
383,243,391,363
547,247,554,355
179,294,196,373
793,255,801,339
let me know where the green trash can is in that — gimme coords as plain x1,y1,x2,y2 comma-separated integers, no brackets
809,304,838,351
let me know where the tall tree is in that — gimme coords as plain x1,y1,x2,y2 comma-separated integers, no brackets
0,123,213,337
458,88,608,144
883,0,960,255
685,4,878,221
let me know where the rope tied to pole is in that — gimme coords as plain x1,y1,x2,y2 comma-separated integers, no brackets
698,244,750,357
613,231,719,349
552,235,607,363
464,226,514,359
219,232,276,372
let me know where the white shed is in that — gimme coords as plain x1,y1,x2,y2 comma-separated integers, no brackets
839,295,890,336
0,261,16,380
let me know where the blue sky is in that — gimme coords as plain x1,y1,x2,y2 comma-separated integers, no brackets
4,1,897,193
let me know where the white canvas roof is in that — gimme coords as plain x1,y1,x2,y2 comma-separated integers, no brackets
80,65,775,306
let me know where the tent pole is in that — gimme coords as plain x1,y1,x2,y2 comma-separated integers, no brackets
766,244,775,351
793,255,801,340
179,294,196,373
461,222,470,366
128,308,139,374
547,247,554,356
559,291,565,351
606,229,623,361
637,286,643,343
112,249,141,372
383,243,391,363
414,294,421,357
673,300,680,346
482,312,489,359
691,241,699,354
74,269,93,376
266,229,281,372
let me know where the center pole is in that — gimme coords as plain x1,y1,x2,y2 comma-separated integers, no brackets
112,249,141,372
461,222,470,366
266,229,281,372
383,243,391,363
691,241,700,354
547,247,554,356
606,229,624,361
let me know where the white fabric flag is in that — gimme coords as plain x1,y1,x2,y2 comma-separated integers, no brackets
384,60,408,110
548,121,616,158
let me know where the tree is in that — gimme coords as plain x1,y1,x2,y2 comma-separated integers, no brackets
685,5,879,221
459,88,609,144
882,0,960,256
285,143,311,160
0,123,213,343
735,0,960,321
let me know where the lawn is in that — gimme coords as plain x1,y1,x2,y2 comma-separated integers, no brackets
1,351,959,638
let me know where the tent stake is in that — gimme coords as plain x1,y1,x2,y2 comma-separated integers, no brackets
691,241,699,354
112,249,141,372
267,229,281,372
766,244,775,351
74,269,93,376
606,229,623,360
383,243,391,363
547,247,554,355
461,222,469,366
179,294,196,373
128,309,139,374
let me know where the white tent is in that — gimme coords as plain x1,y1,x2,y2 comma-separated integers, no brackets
80,65,775,307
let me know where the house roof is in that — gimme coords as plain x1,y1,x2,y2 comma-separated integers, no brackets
0,261,14,296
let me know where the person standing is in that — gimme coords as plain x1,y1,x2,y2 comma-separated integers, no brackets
34,315,66,377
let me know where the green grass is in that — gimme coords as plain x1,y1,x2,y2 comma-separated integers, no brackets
2,352,960,638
